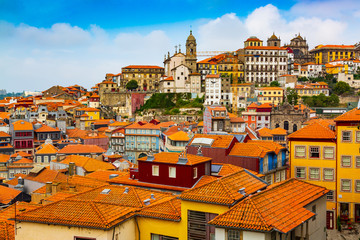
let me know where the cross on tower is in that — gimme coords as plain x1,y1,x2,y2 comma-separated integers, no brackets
174,45,178,53
178,44,181,52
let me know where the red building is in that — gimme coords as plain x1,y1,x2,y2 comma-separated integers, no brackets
11,120,34,155
241,102,272,129
137,152,212,188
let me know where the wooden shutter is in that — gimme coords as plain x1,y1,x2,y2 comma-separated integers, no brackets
188,210,206,240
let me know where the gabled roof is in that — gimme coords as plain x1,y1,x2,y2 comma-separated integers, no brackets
288,122,335,139
190,134,235,149
0,202,40,223
168,131,190,142
229,141,285,158
209,179,328,233
35,125,59,133
25,168,67,184
125,122,161,130
334,107,360,122
0,131,10,138
137,152,211,166
0,154,10,163
16,199,135,230
12,120,33,131
57,155,116,172
57,144,106,154
0,185,22,204
180,170,267,206
138,197,181,221
36,143,59,155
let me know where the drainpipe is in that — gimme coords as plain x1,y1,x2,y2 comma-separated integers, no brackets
135,217,141,240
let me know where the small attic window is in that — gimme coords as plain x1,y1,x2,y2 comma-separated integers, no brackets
100,189,111,194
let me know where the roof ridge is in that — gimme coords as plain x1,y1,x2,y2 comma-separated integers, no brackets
218,179,238,202
248,197,271,229
130,187,144,207
90,201,109,228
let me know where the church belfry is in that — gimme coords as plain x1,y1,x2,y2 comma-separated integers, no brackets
185,30,197,73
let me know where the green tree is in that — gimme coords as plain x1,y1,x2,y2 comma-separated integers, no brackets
333,81,351,95
126,80,139,90
270,81,280,87
286,88,299,105
298,77,309,82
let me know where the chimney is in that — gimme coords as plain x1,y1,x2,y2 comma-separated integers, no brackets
52,182,60,194
124,187,129,194
150,193,155,200
18,177,24,186
68,162,75,176
69,185,76,192
46,182,52,194
143,199,151,206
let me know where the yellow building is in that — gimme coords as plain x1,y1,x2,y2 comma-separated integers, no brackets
257,87,284,105
310,44,355,64
75,107,100,130
288,120,337,229
325,63,349,74
294,82,330,97
334,107,360,223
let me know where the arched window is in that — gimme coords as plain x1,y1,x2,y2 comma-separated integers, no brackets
293,124,298,132
284,121,289,130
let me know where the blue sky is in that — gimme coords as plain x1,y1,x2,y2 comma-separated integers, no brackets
0,0,360,92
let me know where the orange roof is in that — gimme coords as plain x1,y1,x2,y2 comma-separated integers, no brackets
157,121,176,128
260,87,283,91
35,125,60,132
288,122,335,139
334,107,360,122
0,154,10,163
16,199,135,230
0,131,10,137
206,74,220,78
13,157,33,164
230,116,245,123
180,170,267,206
0,185,22,204
5,174,26,186
58,155,115,172
25,168,67,184
12,120,33,131
168,131,190,142
86,170,128,182
66,128,89,139
125,122,160,130
197,121,203,127
137,152,211,166
10,151,31,158
0,202,40,223
0,221,14,240
193,175,218,188
229,141,285,158
270,127,287,135
190,134,235,148
138,197,181,221
257,127,273,137
57,144,106,154
36,143,59,155
164,76,174,81
209,179,328,233
314,44,354,49
123,65,164,69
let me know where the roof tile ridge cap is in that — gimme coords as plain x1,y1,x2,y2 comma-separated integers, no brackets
183,176,219,192
219,171,246,201
248,197,272,230
89,201,109,228
218,179,237,202
288,121,317,137
310,121,335,135
130,187,145,208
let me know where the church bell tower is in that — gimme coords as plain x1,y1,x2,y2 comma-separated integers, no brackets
185,30,197,73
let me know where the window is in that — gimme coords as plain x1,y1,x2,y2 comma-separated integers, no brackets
152,165,159,176
341,179,351,192
309,146,320,158
193,167,198,179
355,180,360,192
356,156,360,168
327,191,334,201
341,156,352,168
342,131,352,142
356,131,360,142
323,168,334,181
296,167,306,179
74,237,96,240
324,147,335,159
151,234,178,240
309,168,320,180
295,146,306,158
169,167,176,178
228,230,240,240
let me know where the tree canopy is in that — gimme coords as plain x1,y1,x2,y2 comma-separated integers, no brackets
126,80,139,90
270,81,280,87
333,81,351,95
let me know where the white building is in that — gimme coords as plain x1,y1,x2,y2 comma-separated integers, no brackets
244,46,288,84
205,74,222,105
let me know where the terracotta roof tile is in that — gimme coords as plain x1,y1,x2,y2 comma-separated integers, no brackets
137,152,211,166
0,185,22,204
288,122,335,139
334,107,360,122
138,197,181,221
0,221,14,240
168,131,190,141
58,155,115,172
12,120,33,131
86,170,128,182
180,170,267,205
229,141,285,158
192,175,218,188
0,154,10,163
0,202,41,222
36,143,59,155
209,179,329,233
57,144,106,154
0,131,10,137
123,65,164,69
35,125,59,133
190,134,235,148
25,168,67,184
